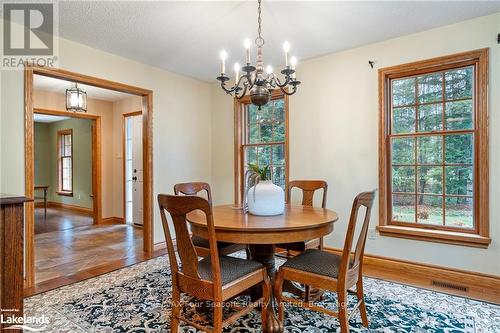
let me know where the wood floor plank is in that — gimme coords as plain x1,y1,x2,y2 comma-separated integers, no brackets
27,207,160,296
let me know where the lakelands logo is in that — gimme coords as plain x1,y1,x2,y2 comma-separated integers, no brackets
2,1,58,69
1,314,49,331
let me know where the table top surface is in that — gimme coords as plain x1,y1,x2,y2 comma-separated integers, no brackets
187,204,339,232
0,194,32,205
34,185,49,189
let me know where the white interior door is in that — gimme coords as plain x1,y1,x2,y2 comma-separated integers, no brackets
125,115,143,226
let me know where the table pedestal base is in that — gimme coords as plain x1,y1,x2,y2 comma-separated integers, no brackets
249,244,284,333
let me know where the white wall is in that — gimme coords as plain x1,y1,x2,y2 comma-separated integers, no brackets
210,13,500,275
1,34,212,245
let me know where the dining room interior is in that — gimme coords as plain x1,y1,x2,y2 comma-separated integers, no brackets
0,1,499,332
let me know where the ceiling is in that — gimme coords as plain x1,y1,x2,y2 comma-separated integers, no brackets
58,1,500,82
33,114,70,123
34,75,133,102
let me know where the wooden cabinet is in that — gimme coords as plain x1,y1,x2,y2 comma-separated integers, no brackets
0,194,30,328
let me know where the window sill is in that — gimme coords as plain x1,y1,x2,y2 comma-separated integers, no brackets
56,191,73,197
376,225,491,248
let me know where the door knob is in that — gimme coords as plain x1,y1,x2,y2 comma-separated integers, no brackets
132,176,137,181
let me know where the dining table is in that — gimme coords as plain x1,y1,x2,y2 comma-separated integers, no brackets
187,204,339,333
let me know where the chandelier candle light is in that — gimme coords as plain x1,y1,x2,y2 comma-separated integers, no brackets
216,0,300,109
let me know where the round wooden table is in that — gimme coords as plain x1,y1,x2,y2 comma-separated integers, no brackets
187,204,339,333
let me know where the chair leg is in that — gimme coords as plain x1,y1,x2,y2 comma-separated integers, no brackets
213,300,223,333
304,285,310,303
245,246,251,260
261,274,271,331
170,286,181,333
338,291,350,333
274,270,285,322
356,278,369,328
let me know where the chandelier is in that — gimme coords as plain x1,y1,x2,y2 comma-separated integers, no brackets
66,83,87,112
216,0,300,109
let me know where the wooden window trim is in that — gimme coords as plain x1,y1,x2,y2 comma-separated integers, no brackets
377,49,490,248
57,129,73,196
234,90,289,206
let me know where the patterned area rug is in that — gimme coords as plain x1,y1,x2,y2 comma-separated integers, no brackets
25,255,499,332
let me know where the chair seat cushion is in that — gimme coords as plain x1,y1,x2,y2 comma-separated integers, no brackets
281,249,350,279
191,235,235,249
198,255,263,285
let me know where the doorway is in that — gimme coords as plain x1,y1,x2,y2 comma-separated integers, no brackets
24,66,154,289
33,111,99,235
123,111,143,226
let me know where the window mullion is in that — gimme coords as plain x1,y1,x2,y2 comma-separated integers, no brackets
442,72,447,226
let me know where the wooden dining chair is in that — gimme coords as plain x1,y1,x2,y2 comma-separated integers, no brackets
274,190,376,333
158,194,271,332
278,180,328,256
174,182,248,258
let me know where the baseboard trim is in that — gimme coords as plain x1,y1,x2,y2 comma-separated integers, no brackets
101,217,125,224
154,242,168,252
324,247,500,304
42,201,93,216
147,241,499,303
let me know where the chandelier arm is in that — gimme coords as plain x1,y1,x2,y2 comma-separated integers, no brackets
219,82,236,95
235,85,248,99
271,74,291,88
245,75,257,92
219,74,251,95
279,84,297,96
236,74,251,90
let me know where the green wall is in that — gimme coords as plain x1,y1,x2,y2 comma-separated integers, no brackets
34,123,51,187
34,118,93,209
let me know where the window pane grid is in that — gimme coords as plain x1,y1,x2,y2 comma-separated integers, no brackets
58,131,73,193
390,66,474,229
246,100,285,144
243,143,286,189
392,96,473,110
243,98,286,189
61,134,72,157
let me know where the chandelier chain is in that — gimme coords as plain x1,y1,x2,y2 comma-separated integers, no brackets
255,0,264,46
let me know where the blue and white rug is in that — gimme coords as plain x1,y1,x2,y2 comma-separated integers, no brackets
25,255,499,332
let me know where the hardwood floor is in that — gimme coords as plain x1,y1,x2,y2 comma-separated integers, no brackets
30,207,151,296
26,246,167,297
35,207,93,234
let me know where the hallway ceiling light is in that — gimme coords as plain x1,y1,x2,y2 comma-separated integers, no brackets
216,0,301,109
66,83,87,112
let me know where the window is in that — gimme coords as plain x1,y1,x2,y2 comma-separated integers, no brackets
378,49,489,247
234,91,289,205
57,129,73,195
